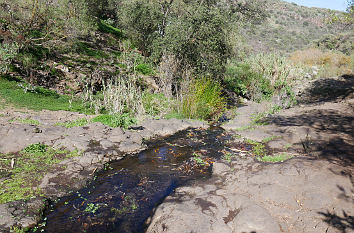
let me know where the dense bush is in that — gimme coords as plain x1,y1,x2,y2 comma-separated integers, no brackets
225,53,304,102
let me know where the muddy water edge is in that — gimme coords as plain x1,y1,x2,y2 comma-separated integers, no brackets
33,127,251,233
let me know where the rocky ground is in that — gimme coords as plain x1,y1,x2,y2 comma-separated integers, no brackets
0,75,353,232
147,75,354,233
0,108,207,230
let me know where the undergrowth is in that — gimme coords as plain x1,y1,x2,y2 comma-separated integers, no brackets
0,76,92,113
0,143,80,204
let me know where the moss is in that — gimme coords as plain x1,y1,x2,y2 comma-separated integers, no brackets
0,144,80,204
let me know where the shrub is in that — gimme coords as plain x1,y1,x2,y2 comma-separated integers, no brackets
224,63,272,101
0,43,19,74
226,53,304,102
181,77,226,121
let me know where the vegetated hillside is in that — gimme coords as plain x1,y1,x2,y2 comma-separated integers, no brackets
243,0,353,54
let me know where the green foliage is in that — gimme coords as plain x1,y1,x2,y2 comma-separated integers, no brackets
75,42,109,59
98,19,123,38
223,152,235,163
84,203,100,214
224,63,272,100
142,92,169,117
0,77,92,113
92,113,137,129
0,43,19,74
192,153,206,166
181,78,226,121
246,139,267,157
23,143,48,154
0,145,79,204
135,63,154,75
229,53,303,102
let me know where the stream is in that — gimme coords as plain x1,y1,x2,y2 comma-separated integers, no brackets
36,127,238,233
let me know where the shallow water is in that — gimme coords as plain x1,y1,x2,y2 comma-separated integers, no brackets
38,127,232,233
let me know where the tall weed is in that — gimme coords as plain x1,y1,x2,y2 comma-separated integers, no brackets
181,77,226,121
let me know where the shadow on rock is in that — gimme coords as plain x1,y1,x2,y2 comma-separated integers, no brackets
298,75,354,104
265,109,353,167
319,210,354,233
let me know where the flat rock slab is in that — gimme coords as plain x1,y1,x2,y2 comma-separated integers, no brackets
147,158,354,233
0,108,207,231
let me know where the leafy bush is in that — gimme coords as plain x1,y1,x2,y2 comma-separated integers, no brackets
135,63,154,75
226,53,304,102
92,113,137,129
0,43,19,74
224,63,272,101
181,78,226,121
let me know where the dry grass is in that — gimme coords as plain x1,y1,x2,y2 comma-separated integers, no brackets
289,48,353,77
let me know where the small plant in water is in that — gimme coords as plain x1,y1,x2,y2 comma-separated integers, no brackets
192,152,205,165
84,203,100,214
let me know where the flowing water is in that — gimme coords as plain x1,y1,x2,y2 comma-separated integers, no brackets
38,127,235,233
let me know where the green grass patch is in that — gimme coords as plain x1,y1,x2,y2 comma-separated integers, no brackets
55,118,89,128
262,135,281,143
245,139,267,157
9,117,40,125
0,76,92,113
92,113,137,129
0,143,80,204
164,111,185,120
98,20,123,38
257,153,293,163
142,92,169,117
135,63,154,75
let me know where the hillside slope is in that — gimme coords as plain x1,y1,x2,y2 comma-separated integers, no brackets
243,0,353,54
